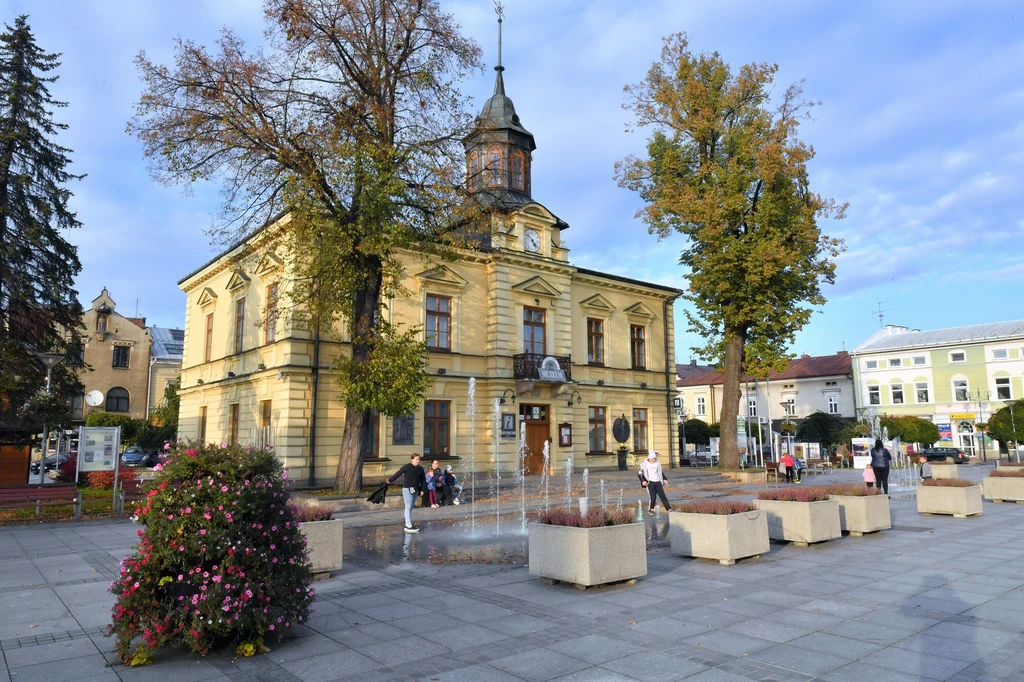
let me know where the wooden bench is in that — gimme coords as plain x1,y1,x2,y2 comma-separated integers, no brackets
0,484,82,520
764,464,783,483
804,459,830,475
118,478,154,514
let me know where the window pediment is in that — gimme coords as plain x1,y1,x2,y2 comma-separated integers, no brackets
513,275,561,298
624,301,656,320
416,265,468,291
197,287,218,307
226,270,251,292
254,254,283,276
579,294,615,314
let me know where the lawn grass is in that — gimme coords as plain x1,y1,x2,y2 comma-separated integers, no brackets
0,485,121,524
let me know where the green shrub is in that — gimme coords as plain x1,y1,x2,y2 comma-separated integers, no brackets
108,441,313,663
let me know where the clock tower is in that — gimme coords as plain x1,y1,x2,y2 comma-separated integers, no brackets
463,6,536,206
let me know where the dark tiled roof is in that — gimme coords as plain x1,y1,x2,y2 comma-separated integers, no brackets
676,361,716,380
676,353,852,387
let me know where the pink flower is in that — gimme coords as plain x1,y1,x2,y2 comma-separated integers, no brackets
221,486,228,493
167,514,174,520
269,625,275,631
178,574,183,580
163,442,171,451
199,529,206,535
153,463,164,471
187,449,197,457
185,507,191,514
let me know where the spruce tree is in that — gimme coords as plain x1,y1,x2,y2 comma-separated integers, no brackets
0,15,83,421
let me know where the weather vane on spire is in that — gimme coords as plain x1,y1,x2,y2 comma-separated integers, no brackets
494,1,504,70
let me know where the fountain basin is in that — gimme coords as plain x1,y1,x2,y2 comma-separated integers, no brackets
528,522,647,587
669,509,768,565
931,463,960,480
831,494,891,536
753,499,841,547
983,476,1024,503
918,485,983,518
299,519,344,574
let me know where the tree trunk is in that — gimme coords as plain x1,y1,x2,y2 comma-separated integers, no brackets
333,261,383,492
718,331,746,471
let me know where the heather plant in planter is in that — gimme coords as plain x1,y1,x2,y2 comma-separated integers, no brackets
109,441,314,664
756,486,833,502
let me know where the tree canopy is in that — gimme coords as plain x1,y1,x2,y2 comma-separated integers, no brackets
795,411,847,450
989,400,1024,446
616,34,845,470
680,418,712,446
879,415,939,445
129,0,483,491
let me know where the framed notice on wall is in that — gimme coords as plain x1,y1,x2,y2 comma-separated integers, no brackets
558,422,572,447
77,426,121,476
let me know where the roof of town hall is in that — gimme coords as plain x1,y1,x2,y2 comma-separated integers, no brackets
853,320,1024,354
676,352,853,387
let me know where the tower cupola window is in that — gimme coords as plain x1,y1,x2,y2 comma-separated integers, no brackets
510,150,525,191
467,150,481,192
487,144,503,187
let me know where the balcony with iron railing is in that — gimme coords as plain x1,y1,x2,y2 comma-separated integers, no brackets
513,353,572,383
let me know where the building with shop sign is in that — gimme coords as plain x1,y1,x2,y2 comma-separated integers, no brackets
173,44,682,484
851,321,1024,456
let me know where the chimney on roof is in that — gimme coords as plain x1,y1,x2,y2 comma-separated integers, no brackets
837,350,849,357
800,353,810,359
690,359,697,366
884,324,909,336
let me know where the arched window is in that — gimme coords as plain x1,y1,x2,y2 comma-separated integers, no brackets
510,150,525,191
467,150,481,191
487,145,503,187
106,387,130,413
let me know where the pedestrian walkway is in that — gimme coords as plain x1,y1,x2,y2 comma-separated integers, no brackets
3,465,1024,681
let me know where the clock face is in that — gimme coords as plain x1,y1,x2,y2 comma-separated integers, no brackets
524,229,541,253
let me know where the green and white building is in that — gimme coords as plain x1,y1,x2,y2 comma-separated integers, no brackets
851,321,1024,456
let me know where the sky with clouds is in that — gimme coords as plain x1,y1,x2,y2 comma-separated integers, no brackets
4,0,1022,362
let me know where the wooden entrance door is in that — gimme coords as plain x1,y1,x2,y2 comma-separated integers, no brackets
520,404,549,475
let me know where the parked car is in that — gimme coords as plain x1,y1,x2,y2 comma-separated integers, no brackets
30,452,72,475
920,447,969,464
121,446,158,468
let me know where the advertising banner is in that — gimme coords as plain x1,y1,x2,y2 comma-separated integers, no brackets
937,422,953,443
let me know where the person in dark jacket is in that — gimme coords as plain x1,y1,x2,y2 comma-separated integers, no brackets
870,439,892,494
387,454,426,533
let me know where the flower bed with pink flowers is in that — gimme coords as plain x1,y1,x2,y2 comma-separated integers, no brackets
108,441,314,665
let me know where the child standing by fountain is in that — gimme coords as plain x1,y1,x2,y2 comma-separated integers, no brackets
425,468,439,508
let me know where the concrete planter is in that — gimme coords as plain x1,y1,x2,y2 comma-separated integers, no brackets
719,470,769,484
299,519,344,574
983,476,1024,503
528,522,647,588
753,498,841,547
931,463,959,480
917,485,983,518
831,494,891,536
669,509,769,565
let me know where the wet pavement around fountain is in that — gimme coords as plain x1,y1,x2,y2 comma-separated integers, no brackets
6,464,1024,681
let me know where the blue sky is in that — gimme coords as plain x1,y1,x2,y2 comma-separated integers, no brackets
4,0,1022,362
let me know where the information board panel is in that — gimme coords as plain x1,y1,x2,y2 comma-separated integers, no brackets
78,426,120,473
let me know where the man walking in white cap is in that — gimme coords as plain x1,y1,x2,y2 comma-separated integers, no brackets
638,451,671,513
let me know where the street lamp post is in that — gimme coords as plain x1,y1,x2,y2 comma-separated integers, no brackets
33,352,66,485
971,389,992,463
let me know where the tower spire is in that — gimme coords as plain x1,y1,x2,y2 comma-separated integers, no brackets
493,1,505,95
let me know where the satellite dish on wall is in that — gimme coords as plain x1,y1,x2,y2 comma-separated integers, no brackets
85,390,104,407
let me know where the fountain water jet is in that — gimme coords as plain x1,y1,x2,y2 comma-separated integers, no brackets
600,479,606,510
583,468,589,501
564,456,573,510
617,489,623,511
541,441,550,512
466,378,477,538
492,398,501,536
518,421,527,533
636,500,644,521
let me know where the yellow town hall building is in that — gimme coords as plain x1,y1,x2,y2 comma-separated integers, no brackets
175,54,681,484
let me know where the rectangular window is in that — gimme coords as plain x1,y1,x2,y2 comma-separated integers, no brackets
587,318,604,365
229,404,239,445
588,406,607,452
996,377,1012,400
630,325,646,370
953,379,969,402
865,360,877,370
523,307,545,354
632,408,648,452
783,400,796,416
392,414,415,445
993,348,1008,360
112,346,130,369
487,146,502,187
199,406,208,443
696,396,706,416
265,284,278,344
889,358,902,368
425,295,451,350
67,342,85,367
204,313,214,363
362,413,379,458
827,395,840,414
260,400,272,430
423,400,450,456
868,386,880,405
510,152,524,191
913,356,926,366
747,397,757,418
916,382,929,404
891,384,904,405
234,299,246,354
950,351,966,363
70,392,84,420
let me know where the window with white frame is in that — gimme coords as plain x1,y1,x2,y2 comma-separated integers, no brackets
827,395,840,414
747,397,757,418
953,378,969,402
891,384,904,405
868,385,881,405
913,356,926,366
865,360,878,370
782,400,796,416
992,348,1008,360
889,358,902,368
996,377,1012,400
950,351,966,363
915,382,929,403
696,396,706,416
